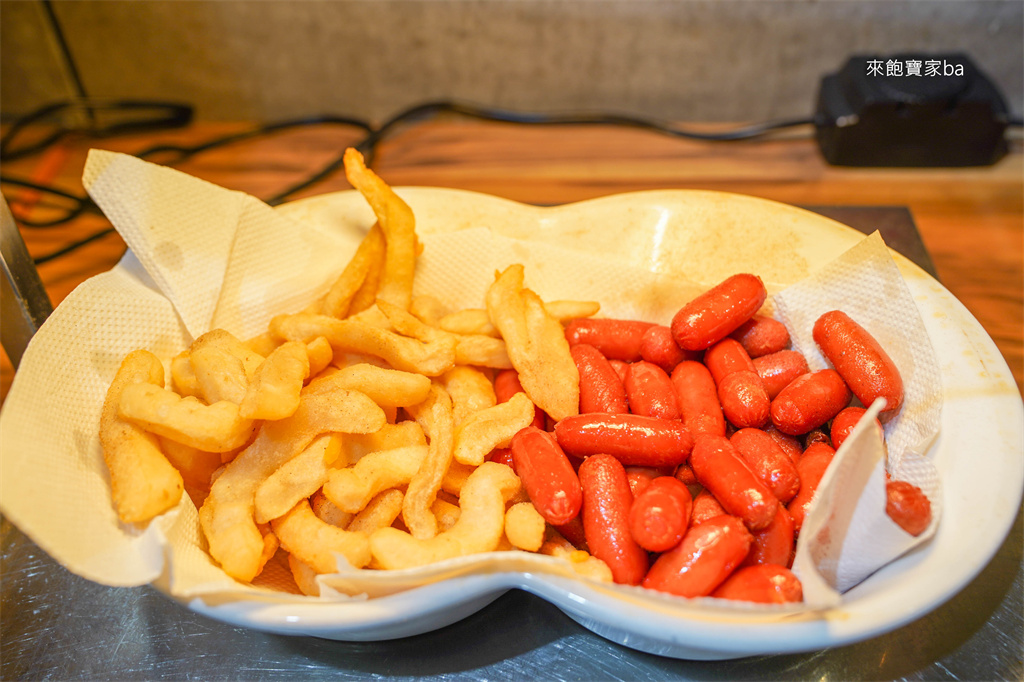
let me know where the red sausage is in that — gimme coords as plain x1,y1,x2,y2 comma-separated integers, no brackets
804,428,832,449
565,318,655,362
690,488,728,525
670,273,767,352
830,406,883,450
671,361,727,439
571,344,629,415
704,337,756,385
486,447,516,471
743,505,795,568
673,462,698,488
628,476,693,552
770,369,852,436
788,442,836,534
494,369,546,429
554,413,694,467
886,479,932,536
642,515,753,597
730,315,791,358
624,466,663,498
608,359,630,384
717,370,771,429
624,361,682,420
711,564,803,604
578,454,649,585
753,350,810,399
689,436,779,531
553,515,588,550
813,310,904,414
510,427,583,526
640,324,695,373
764,423,803,466
730,428,801,504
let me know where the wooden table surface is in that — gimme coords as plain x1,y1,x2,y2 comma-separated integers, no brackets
2,119,1022,401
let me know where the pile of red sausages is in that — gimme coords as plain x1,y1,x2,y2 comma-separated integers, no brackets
490,273,932,603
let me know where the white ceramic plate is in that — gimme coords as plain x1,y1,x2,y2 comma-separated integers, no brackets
179,188,1022,659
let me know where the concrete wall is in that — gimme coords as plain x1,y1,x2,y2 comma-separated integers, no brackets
3,0,1022,124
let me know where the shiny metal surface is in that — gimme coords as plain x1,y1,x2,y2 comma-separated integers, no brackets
0,196,53,369
2,207,1021,679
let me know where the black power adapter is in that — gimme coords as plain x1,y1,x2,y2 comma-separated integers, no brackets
815,53,1011,167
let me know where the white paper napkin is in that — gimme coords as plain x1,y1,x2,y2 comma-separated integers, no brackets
0,152,941,609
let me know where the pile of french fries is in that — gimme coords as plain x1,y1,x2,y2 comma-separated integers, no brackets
100,148,612,593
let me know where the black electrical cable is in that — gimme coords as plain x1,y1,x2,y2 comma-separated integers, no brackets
2,98,817,264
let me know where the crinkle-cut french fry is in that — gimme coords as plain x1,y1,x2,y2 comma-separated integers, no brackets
377,299,449,343
257,528,280,576
343,148,418,311
270,312,456,377
310,490,354,529
432,496,461,533
342,421,427,463
305,336,334,380
322,222,386,319
505,502,546,551
119,383,258,453
441,366,497,425
170,351,202,399
453,392,536,466
402,385,456,539
409,295,449,328
348,240,386,318
323,445,427,513
254,433,343,524
199,388,386,582
288,553,322,596
271,499,372,573
239,341,310,421
307,363,431,408
99,350,184,524
485,264,580,422
545,299,602,323
347,489,405,534
540,535,614,583
369,462,521,570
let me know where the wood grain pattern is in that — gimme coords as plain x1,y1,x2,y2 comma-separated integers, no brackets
2,120,1021,401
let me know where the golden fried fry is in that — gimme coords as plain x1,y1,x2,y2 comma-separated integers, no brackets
310,489,354,529
431,496,461,533
323,444,426,513
409,295,448,327
308,363,431,408
157,436,222,495
199,388,385,581
402,385,456,539
254,433,343,524
341,421,427,462
540,535,613,582
452,392,536,466
441,300,601,338
305,336,334,379
270,312,455,377
99,350,184,523
485,264,579,421
343,148,417,310
347,489,405,534
440,460,475,497
170,351,202,399
119,383,257,452
271,499,371,572
190,329,264,404
369,462,521,570
239,341,310,420
288,553,322,596
454,335,512,369
440,366,496,425
322,222,386,319
504,502,546,551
